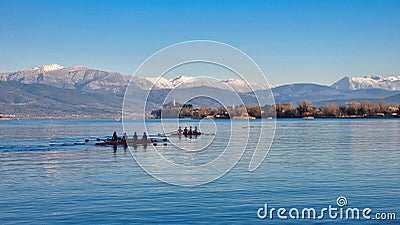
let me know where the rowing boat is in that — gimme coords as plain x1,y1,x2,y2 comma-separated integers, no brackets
95,139,154,146
169,132,202,136
48,135,169,147
95,137,167,146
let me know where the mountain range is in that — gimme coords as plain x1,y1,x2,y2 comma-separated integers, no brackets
1,64,399,118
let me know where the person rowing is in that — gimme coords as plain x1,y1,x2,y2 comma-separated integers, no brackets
194,126,199,135
142,132,148,146
112,131,118,141
122,132,127,142
177,126,183,135
183,127,188,136
132,131,138,144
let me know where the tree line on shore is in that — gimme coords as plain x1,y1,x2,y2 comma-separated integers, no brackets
277,99,398,118
151,100,399,119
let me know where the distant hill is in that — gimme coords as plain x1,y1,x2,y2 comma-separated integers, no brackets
145,86,266,107
271,84,345,104
0,81,122,118
384,93,400,105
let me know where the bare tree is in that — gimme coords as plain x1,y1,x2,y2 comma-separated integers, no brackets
297,100,314,117
360,100,374,116
320,103,339,117
345,102,360,116
376,99,388,113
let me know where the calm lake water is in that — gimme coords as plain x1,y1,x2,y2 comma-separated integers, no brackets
0,119,399,224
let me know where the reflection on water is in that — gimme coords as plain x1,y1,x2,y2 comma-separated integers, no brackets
0,119,399,224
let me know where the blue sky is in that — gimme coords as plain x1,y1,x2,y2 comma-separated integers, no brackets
0,0,399,85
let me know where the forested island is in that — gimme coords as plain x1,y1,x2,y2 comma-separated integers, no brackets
151,99,399,119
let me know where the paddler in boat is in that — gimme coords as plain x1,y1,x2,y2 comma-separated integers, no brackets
112,131,118,141
183,127,188,136
122,132,128,148
177,126,183,135
194,126,199,135
188,126,193,136
122,132,127,142
132,131,138,144
142,132,148,145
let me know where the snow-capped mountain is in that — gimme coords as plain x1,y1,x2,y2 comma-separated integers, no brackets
143,76,203,89
222,78,273,92
0,64,130,95
143,75,273,92
144,77,173,89
170,75,197,87
331,76,400,91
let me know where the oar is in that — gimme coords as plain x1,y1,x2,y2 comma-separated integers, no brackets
199,132,215,136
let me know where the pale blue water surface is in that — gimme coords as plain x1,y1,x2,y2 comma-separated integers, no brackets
0,119,399,224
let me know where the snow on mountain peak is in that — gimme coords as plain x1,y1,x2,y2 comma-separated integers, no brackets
30,64,65,72
331,75,400,91
223,78,274,90
145,77,173,89
223,78,249,86
141,75,274,92
169,75,196,86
